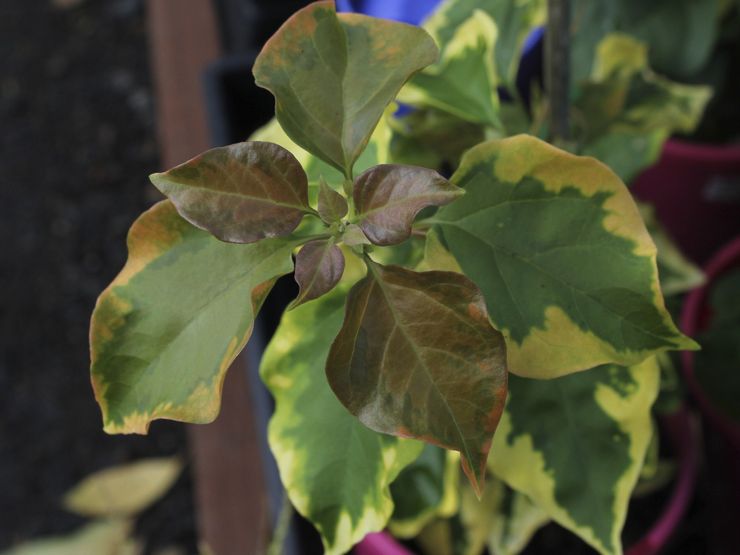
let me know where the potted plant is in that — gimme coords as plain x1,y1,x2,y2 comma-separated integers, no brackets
89,2,702,554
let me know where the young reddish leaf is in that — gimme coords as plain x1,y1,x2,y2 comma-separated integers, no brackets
326,259,508,494
150,141,310,244
317,177,348,224
290,239,345,309
253,1,438,176
354,164,463,246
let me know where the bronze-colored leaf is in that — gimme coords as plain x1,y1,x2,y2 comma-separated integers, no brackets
354,164,463,246
290,239,345,309
317,177,348,224
150,141,310,244
326,259,507,494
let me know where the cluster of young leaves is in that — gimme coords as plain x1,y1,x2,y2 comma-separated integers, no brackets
89,2,700,554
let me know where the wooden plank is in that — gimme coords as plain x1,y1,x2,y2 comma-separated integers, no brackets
146,1,269,553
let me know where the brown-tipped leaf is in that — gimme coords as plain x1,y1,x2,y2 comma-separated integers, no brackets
354,164,463,246
150,141,310,244
326,260,508,493
317,177,348,224
290,239,345,308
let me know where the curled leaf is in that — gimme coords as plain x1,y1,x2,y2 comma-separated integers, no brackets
150,141,310,244
354,164,463,246
326,259,507,494
290,238,345,309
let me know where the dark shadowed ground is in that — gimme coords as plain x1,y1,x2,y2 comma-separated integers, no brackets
0,0,196,551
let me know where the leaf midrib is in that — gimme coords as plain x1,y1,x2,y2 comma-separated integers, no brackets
366,262,475,468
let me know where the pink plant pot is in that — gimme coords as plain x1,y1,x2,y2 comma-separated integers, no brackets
357,407,700,555
680,236,740,449
631,139,740,264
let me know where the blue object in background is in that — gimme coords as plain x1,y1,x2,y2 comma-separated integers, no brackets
335,0,441,25
336,0,545,111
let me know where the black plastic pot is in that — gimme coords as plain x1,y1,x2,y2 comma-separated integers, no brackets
202,52,324,555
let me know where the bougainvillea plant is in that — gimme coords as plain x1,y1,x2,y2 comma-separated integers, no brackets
89,2,700,554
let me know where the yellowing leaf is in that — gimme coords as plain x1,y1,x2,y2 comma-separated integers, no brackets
253,1,438,176
326,259,507,494
64,457,182,518
435,135,697,378
90,201,295,434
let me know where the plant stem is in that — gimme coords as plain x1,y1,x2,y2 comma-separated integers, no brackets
266,491,293,555
545,0,571,142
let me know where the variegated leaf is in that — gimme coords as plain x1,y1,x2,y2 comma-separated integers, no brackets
422,0,546,88
90,201,294,434
354,164,463,246
489,357,660,555
484,480,550,555
150,142,310,244
326,259,508,494
253,1,437,176
400,10,501,127
261,267,423,555
458,478,548,555
435,135,697,378
389,447,460,539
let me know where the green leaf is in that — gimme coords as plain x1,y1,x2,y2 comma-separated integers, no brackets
250,108,395,190
575,34,712,143
483,480,549,555
253,1,438,176
389,447,460,539
150,142,310,244
317,177,348,224
456,477,548,555
422,0,545,89
615,0,720,79
489,357,660,555
64,457,182,518
580,130,667,184
639,203,705,296
90,201,294,434
290,238,345,309
0,520,135,555
354,164,463,246
261,266,423,555
388,108,486,170
435,135,697,379
326,259,508,494
401,10,501,127
695,268,740,423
